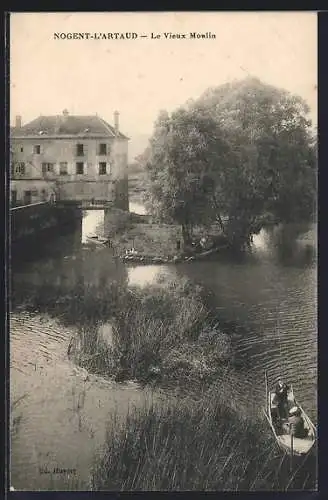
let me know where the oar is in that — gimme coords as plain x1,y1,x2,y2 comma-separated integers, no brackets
290,426,294,472
265,370,269,414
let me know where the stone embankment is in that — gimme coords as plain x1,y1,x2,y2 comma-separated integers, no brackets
120,245,228,265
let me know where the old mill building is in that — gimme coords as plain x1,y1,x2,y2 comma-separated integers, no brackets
10,110,129,210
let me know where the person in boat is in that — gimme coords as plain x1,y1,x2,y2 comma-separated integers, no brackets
288,406,308,439
273,380,289,419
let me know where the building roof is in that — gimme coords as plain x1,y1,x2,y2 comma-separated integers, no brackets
10,114,129,140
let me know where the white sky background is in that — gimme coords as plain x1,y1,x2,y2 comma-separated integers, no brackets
10,12,317,159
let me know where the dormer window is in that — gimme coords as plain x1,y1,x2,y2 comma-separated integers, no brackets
38,130,46,135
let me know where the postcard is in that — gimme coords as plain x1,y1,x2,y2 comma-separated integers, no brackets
9,11,317,491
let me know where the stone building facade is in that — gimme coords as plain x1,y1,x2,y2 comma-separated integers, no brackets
10,110,129,210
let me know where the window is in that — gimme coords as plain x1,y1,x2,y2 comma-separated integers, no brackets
15,162,25,175
99,162,107,175
33,145,41,154
20,147,24,152
42,163,54,174
76,144,84,156
76,162,84,175
98,143,107,155
59,162,68,175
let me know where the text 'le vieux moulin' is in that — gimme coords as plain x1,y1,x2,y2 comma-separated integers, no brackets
53,32,216,41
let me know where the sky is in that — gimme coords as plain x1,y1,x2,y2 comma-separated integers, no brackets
10,12,317,160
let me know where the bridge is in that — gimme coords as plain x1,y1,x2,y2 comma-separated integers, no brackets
10,198,116,212
10,196,129,253
56,199,115,210
10,201,51,212
10,199,82,249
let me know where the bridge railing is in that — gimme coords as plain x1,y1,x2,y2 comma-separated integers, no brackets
56,198,115,209
10,201,51,212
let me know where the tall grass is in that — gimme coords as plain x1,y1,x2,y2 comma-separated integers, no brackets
90,386,316,491
12,266,232,386
66,277,233,385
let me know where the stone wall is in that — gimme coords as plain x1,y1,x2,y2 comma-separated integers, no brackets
11,203,81,245
104,207,131,237
114,178,129,211
11,179,57,205
57,180,115,202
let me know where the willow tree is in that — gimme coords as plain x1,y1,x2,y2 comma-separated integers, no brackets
144,78,316,250
189,77,317,248
143,108,231,245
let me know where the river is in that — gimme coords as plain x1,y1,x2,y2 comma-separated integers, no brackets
10,204,317,490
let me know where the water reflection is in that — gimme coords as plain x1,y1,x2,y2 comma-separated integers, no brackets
81,210,104,243
129,202,147,215
253,223,317,268
12,247,128,308
128,264,176,287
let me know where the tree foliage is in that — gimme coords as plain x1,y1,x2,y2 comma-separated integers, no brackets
144,78,317,250
143,109,231,243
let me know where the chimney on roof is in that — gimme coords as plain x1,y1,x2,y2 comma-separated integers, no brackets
114,111,119,134
15,115,22,128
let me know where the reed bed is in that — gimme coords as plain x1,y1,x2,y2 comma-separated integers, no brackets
90,387,316,491
67,277,234,385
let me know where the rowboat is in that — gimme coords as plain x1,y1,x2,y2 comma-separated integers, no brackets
263,372,316,457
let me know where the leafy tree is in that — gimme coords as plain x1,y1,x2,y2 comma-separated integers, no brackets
190,77,317,247
144,78,317,250
143,108,231,244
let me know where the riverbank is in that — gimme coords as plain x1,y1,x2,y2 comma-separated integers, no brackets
92,210,228,264
91,385,316,491
111,222,181,258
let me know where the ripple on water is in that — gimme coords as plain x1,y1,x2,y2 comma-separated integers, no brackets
176,245,317,424
10,312,161,491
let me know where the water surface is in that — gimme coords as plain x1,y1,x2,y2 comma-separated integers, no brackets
10,211,317,489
